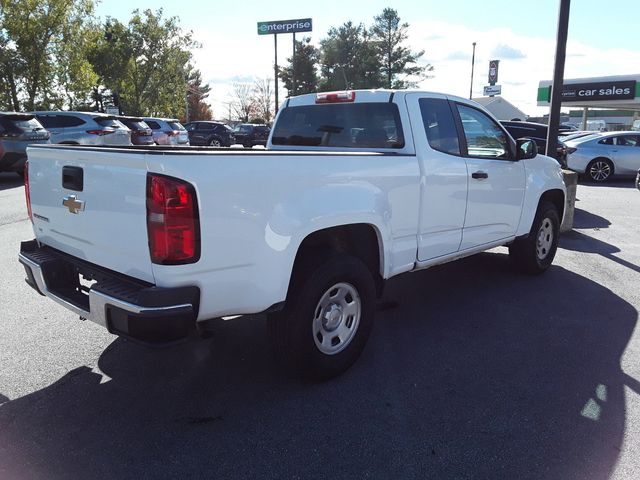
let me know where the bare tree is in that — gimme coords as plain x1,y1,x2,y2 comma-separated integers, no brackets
228,82,255,122
251,77,273,123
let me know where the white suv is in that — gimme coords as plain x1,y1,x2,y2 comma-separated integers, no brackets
32,111,131,146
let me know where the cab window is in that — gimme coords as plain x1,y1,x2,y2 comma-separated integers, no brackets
419,98,460,156
456,104,509,159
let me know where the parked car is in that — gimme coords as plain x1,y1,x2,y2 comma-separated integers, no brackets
559,131,599,143
184,121,235,147
0,112,50,176
565,131,640,182
500,121,571,167
142,117,189,146
232,123,270,147
115,116,154,146
33,111,131,146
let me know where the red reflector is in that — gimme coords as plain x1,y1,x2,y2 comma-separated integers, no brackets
316,91,356,104
24,160,32,222
146,174,200,264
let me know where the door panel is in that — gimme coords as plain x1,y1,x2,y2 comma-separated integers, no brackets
406,94,468,261
454,103,525,249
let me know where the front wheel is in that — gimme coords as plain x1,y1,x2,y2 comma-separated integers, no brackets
209,138,221,147
509,201,560,274
268,253,376,380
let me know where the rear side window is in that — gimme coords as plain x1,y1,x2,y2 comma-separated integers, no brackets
271,103,405,148
145,120,161,130
199,123,215,131
59,116,85,127
35,115,56,128
456,104,509,159
419,98,460,156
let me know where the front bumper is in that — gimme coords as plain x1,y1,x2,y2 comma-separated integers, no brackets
19,240,200,346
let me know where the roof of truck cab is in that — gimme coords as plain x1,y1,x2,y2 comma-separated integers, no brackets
285,89,477,108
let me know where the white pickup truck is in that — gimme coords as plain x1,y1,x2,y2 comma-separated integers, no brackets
19,90,566,379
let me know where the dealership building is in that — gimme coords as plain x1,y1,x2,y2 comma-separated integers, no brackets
537,74,640,130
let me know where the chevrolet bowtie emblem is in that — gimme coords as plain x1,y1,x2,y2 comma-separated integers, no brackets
62,195,85,214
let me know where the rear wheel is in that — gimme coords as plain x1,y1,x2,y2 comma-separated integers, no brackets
586,158,613,182
268,253,376,380
509,201,560,274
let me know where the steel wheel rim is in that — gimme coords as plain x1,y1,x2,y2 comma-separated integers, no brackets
210,139,221,147
312,282,361,355
536,217,554,260
589,161,611,181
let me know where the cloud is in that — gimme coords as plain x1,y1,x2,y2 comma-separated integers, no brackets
444,51,471,61
491,44,526,60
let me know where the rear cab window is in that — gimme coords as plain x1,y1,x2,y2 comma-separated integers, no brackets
271,103,405,149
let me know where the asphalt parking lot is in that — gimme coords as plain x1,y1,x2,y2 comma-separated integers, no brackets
1,172,639,480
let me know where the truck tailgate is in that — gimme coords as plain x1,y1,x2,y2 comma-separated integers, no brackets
27,145,155,283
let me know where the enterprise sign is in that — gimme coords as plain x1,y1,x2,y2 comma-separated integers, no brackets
555,80,636,102
257,18,312,35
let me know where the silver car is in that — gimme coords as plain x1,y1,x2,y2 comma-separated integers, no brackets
142,117,189,146
32,111,131,146
566,131,640,182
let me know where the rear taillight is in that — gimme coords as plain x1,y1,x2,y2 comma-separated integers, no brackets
24,161,32,222
146,174,200,264
316,91,356,104
86,129,115,136
164,130,180,137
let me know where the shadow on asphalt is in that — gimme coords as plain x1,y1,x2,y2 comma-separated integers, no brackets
0,172,22,192
572,207,611,230
561,230,640,275
0,252,637,479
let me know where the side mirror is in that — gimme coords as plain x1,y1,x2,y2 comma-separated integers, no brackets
516,138,538,160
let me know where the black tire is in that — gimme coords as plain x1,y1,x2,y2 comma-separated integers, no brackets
209,137,222,147
509,201,560,275
268,253,376,380
586,158,614,182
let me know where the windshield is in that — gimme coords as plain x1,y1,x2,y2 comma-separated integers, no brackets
271,103,405,148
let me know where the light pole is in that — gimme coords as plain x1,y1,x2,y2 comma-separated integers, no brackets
469,42,476,100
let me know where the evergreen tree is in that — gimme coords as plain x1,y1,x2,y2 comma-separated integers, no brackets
319,22,381,91
279,37,319,96
370,8,433,89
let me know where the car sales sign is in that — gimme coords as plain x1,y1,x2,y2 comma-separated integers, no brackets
557,80,636,102
258,19,312,35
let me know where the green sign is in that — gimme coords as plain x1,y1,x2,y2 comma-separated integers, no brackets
257,18,312,35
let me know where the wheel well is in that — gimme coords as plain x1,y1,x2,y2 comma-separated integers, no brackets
540,189,565,220
290,224,384,297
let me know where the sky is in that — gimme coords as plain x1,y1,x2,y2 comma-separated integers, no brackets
96,0,640,119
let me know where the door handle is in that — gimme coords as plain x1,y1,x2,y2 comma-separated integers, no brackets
472,171,488,179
